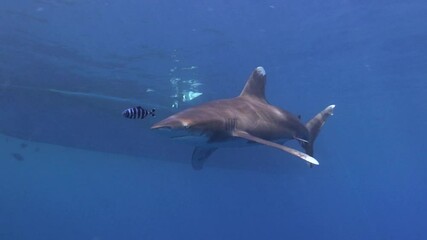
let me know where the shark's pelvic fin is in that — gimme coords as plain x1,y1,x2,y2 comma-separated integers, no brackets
192,147,218,170
231,130,319,166
239,66,267,102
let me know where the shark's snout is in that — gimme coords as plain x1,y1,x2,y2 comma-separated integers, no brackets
151,113,195,129
151,117,210,143
151,125,172,131
151,117,192,133
151,121,183,138
152,118,184,130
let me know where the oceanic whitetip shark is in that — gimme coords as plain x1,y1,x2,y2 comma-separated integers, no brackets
151,66,335,169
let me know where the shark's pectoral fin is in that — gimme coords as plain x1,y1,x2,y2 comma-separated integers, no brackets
192,147,218,170
231,130,319,166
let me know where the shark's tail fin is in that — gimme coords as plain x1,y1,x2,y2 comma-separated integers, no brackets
301,105,335,165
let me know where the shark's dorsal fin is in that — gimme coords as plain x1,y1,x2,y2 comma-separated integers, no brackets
239,66,267,102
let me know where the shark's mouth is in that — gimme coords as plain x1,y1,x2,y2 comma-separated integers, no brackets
151,126,172,130
171,135,205,140
170,134,192,139
168,132,209,144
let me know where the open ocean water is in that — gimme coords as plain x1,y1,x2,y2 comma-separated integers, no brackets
1,0,426,239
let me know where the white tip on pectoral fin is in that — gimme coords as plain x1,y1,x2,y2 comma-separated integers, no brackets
232,130,319,166
283,145,319,165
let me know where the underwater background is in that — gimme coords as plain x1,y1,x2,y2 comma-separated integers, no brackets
1,0,426,239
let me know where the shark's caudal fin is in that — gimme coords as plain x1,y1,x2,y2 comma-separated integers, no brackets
301,105,335,159
239,66,267,103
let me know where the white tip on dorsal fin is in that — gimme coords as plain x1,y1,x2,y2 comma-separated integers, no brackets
239,66,267,102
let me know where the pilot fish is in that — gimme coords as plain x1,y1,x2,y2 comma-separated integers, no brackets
122,106,155,119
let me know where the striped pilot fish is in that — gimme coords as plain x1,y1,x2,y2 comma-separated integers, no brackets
122,106,155,119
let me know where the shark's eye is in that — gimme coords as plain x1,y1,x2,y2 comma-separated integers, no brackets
181,120,191,128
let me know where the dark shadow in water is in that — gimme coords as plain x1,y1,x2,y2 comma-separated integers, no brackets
12,153,24,161
34,0,77,7
3,10,49,24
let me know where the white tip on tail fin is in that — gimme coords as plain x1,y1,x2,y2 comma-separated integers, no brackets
326,105,335,116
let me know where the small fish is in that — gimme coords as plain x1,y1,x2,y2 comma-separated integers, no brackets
122,106,155,119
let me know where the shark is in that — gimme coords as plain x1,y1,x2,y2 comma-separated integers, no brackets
151,66,335,169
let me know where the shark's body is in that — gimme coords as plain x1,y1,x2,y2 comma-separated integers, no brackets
151,67,335,169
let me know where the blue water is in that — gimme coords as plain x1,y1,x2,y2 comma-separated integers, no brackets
1,0,426,239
